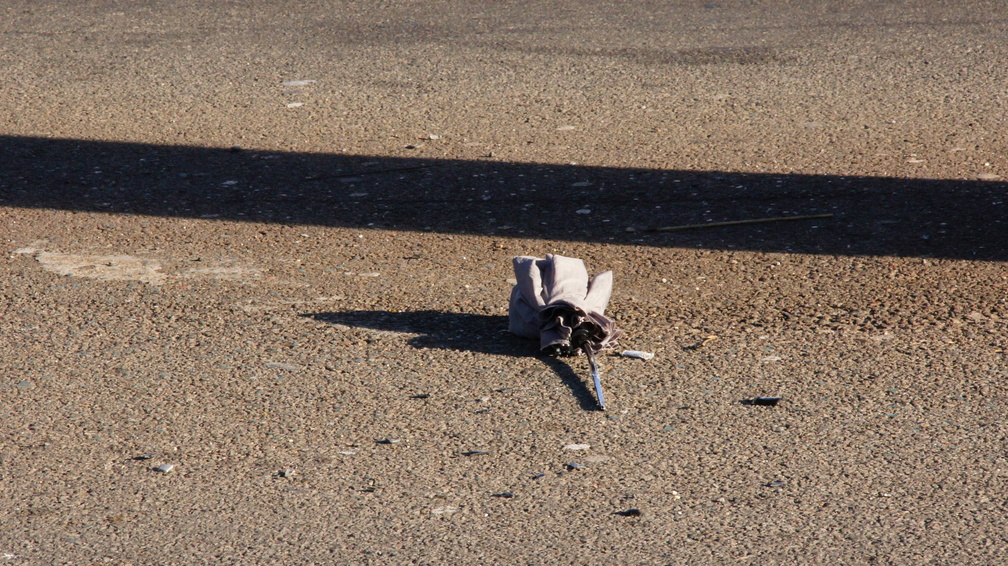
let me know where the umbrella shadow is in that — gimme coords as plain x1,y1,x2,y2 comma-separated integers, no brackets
303,310,603,411
540,355,604,412
302,310,523,356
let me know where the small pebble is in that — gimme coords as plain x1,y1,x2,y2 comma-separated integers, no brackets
153,463,174,474
563,444,591,451
566,462,583,471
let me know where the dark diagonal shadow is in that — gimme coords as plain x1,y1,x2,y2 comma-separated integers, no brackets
303,310,603,411
2,135,1006,261
540,356,602,412
302,310,523,356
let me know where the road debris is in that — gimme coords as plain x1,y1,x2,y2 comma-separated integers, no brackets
621,350,654,360
430,505,460,515
684,335,717,351
509,254,621,411
648,214,833,232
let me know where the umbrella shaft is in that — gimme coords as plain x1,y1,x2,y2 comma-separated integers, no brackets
582,344,606,411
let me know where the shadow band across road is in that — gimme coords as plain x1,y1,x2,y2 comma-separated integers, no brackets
1,135,1005,261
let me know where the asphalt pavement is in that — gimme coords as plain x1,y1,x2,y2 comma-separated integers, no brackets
2,1,1006,564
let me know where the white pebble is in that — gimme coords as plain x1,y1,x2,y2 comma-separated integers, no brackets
430,505,460,515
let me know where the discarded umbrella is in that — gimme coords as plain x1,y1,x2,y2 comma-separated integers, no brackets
508,254,622,410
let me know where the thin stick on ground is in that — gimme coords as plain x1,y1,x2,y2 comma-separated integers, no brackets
648,213,833,232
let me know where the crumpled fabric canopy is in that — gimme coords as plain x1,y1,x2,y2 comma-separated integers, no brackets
508,254,622,354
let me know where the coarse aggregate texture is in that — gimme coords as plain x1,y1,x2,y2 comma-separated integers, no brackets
1,1,1007,564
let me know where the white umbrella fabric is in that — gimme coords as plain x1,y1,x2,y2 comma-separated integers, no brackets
508,254,622,409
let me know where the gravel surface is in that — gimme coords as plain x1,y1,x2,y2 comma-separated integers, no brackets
2,1,1007,564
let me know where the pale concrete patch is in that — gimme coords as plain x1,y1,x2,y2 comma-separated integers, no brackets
18,246,262,285
34,252,167,285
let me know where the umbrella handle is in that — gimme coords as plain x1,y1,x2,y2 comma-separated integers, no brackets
580,340,606,411
570,327,606,410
